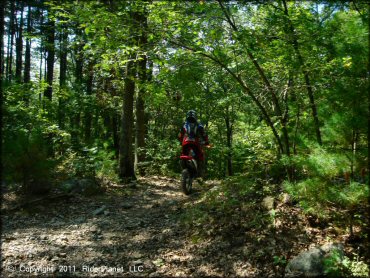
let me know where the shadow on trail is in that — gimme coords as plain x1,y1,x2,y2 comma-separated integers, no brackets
1,176,307,277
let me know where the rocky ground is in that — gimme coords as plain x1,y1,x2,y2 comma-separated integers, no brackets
1,176,367,277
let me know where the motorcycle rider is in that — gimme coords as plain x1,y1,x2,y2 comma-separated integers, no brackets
178,110,209,178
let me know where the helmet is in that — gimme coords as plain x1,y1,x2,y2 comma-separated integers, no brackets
186,110,197,123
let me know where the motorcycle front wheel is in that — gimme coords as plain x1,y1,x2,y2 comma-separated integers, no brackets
181,169,192,195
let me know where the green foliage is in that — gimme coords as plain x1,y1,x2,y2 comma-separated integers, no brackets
341,257,369,277
181,174,272,237
329,182,369,208
3,84,58,193
283,178,369,216
3,129,55,194
273,255,287,267
283,141,368,220
58,149,96,179
323,250,346,277
2,2,368,246
306,148,349,178
323,251,369,278
3,81,120,191
94,149,119,182
57,145,119,182
144,139,180,177
284,178,368,217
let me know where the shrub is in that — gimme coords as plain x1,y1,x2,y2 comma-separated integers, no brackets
57,145,119,182
3,129,55,194
324,251,369,277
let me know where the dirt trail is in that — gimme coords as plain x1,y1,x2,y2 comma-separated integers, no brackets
2,176,255,277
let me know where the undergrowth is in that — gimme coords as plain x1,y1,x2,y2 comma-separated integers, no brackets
180,174,276,239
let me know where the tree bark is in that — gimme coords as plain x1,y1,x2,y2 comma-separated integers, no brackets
282,0,322,145
135,58,147,173
75,30,84,88
15,1,24,82
0,0,4,78
119,55,137,182
112,114,119,158
292,73,301,156
23,5,31,84
84,61,94,142
135,5,148,175
6,0,15,82
71,27,84,146
0,0,5,187
367,3,370,186
225,107,233,176
58,24,68,128
38,8,43,102
44,16,55,100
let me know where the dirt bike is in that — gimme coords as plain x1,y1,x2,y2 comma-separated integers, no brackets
180,144,211,195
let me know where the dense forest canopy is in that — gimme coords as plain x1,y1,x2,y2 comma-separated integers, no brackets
0,0,369,276
2,0,369,179
1,0,369,202
1,0,369,188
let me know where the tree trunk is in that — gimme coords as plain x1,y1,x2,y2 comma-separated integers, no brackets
112,114,119,158
84,61,94,142
292,100,301,156
93,107,100,138
135,59,147,173
282,0,322,145
119,55,137,182
75,34,83,87
0,0,4,77
6,0,15,82
135,6,148,175
38,9,44,102
225,108,233,176
103,113,111,139
367,3,370,186
39,9,43,82
351,130,358,178
15,1,24,82
71,27,84,146
0,0,5,186
58,24,68,128
44,16,55,100
23,5,31,84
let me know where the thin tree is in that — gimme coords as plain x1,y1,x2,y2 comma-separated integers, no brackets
58,22,68,128
38,7,44,101
15,1,24,82
225,105,233,176
6,0,15,82
0,0,4,77
70,26,84,146
282,0,322,145
24,4,32,84
44,13,55,100
84,60,94,142
119,53,137,182
0,0,5,190
135,2,149,175
217,0,290,155
367,3,370,186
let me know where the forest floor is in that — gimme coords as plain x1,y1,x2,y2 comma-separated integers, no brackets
1,176,366,277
